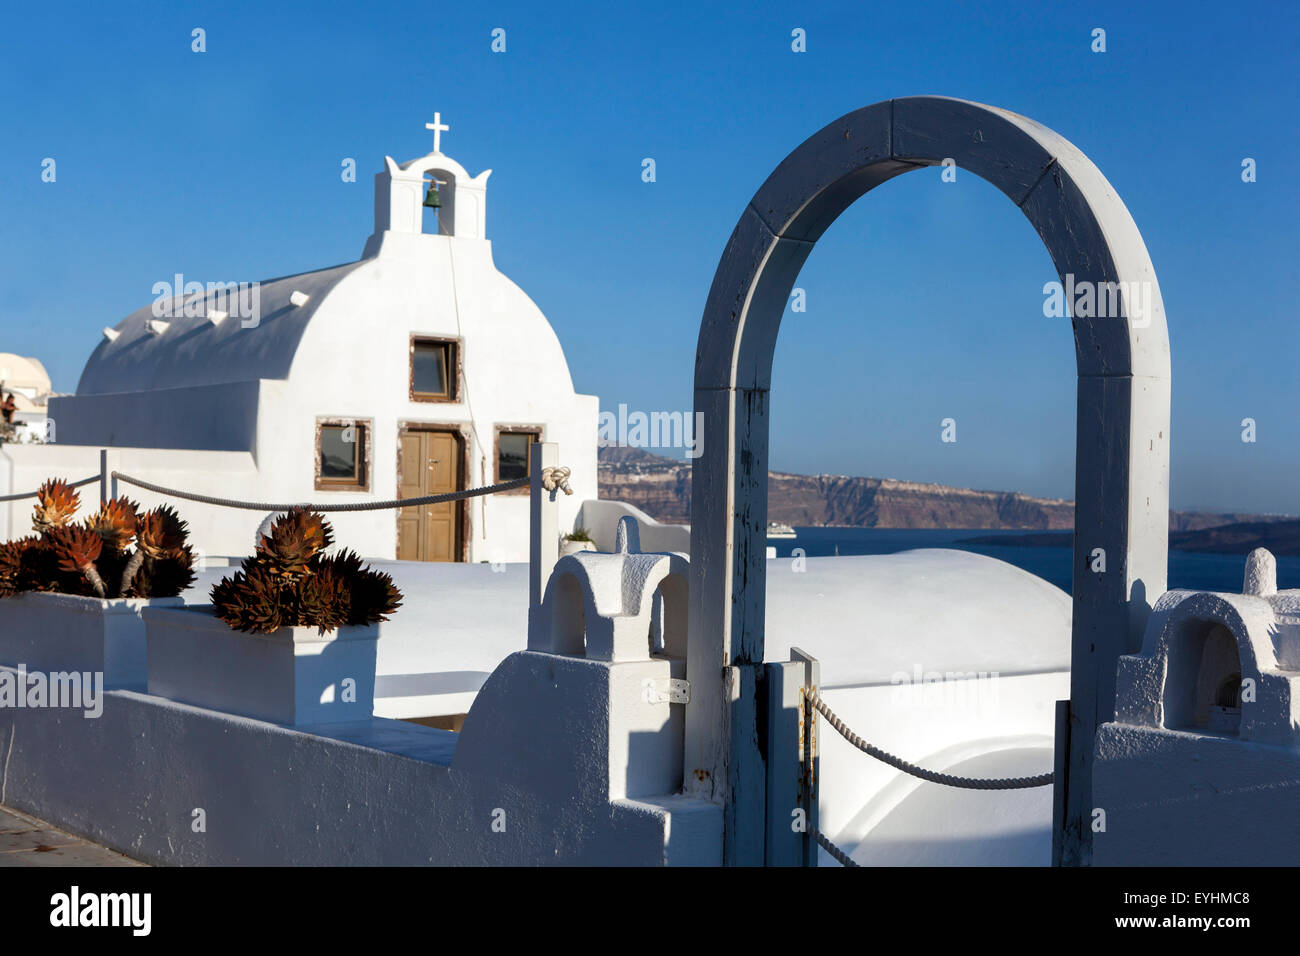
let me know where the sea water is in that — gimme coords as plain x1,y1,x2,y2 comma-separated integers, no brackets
766,527,1300,595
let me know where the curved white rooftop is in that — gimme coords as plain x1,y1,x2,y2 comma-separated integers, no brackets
77,261,366,394
187,547,1071,716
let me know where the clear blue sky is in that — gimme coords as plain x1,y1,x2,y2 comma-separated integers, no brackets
1,0,1296,513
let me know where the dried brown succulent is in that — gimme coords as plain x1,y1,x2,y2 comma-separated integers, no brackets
87,497,139,553
255,509,333,580
32,479,81,534
0,537,33,597
1,479,195,602
136,506,188,560
211,564,285,633
212,521,402,634
349,567,403,626
45,524,107,597
126,546,196,599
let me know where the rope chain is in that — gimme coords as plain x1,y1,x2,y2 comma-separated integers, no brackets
808,693,1053,790
810,825,860,868
0,475,101,503
111,471,531,513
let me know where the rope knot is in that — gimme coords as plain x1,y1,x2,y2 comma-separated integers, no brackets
540,465,573,496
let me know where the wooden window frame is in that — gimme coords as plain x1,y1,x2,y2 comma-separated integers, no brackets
315,417,372,492
494,425,542,494
409,335,462,403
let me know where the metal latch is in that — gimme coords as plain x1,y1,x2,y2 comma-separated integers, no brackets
642,678,690,704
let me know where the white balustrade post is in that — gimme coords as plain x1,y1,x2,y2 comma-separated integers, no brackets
527,442,559,650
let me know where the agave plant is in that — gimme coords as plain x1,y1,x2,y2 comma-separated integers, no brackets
211,510,401,634
87,497,139,553
0,479,195,601
119,505,194,597
254,509,333,580
32,479,81,534
0,536,51,597
46,524,108,597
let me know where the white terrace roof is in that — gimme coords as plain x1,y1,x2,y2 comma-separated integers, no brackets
186,548,1071,719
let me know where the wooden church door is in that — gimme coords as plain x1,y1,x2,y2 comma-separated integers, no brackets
398,429,462,561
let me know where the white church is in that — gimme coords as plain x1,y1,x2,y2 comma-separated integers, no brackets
1,116,598,562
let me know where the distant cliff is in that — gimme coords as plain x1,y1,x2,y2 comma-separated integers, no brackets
597,447,1287,532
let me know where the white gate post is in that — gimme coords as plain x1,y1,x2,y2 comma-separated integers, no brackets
527,442,559,650
764,648,820,866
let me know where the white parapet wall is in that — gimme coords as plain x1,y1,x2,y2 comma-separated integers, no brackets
0,677,720,865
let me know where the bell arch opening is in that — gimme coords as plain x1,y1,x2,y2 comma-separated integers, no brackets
421,168,458,236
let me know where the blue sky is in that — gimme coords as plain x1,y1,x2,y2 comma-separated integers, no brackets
1,0,1296,513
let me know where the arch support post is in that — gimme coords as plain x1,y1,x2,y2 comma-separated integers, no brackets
685,384,773,864
1058,371,1170,864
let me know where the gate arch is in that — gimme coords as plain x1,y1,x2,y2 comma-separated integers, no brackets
686,96,1171,865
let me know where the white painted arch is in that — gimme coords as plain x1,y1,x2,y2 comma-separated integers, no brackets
685,96,1172,865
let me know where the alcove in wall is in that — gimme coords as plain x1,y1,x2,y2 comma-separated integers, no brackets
1163,620,1243,736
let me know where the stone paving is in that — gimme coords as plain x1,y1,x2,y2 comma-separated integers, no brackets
0,804,145,867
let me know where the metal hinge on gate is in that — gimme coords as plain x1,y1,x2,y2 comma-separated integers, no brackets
642,678,690,704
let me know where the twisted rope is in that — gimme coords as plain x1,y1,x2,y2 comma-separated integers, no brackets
112,471,530,512
541,466,573,496
0,475,100,503
809,693,1053,790
810,825,860,868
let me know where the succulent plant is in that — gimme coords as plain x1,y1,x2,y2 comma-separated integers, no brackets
118,505,192,596
0,480,195,601
126,546,196,599
32,479,81,534
88,498,139,553
135,506,188,560
0,537,37,597
211,515,401,634
46,524,107,597
348,563,403,626
211,565,285,633
0,535,58,596
255,508,333,580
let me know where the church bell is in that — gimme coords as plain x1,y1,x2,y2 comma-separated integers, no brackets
422,181,441,208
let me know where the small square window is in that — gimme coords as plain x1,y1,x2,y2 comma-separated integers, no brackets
497,430,539,484
412,338,457,401
317,422,367,489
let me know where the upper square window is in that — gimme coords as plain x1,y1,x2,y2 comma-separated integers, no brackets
412,338,458,401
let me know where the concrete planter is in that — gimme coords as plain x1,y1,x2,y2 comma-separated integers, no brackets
560,539,596,557
143,606,378,725
0,591,185,690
